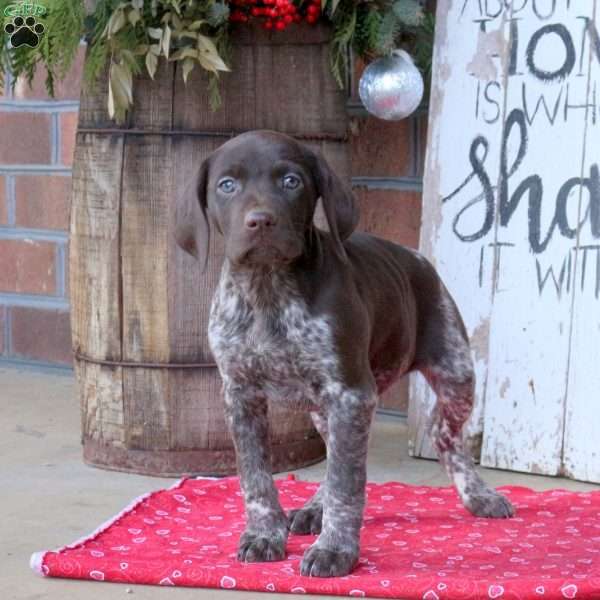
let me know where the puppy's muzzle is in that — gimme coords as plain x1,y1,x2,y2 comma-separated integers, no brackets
239,209,296,265
244,210,278,231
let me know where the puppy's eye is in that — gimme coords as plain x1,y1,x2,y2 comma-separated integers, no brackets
282,174,301,190
218,177,237,194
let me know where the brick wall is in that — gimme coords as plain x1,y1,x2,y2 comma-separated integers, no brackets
0,51,427,411
0,47,84,370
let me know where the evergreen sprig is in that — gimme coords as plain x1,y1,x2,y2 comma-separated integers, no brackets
325,0,432,88
0,0,83,95
353,3,381,60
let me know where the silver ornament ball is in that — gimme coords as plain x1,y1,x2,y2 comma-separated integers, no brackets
359,50,425,121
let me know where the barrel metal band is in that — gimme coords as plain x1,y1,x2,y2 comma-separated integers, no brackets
76,128,348,142
75,351,217,370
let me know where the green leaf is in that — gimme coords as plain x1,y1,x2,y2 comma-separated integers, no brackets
120,49,135,63
329,0,342,14
174,31,198,41
145,51,158,79
392,0,424,27
161,25,172,58
169,47,198,60
106,9,126,37
128,8,141,27
208,73,222,110
188,20,206,30
171,13,183,29
182,57,195,83
108,61,133,121
112,62,133,104
196,35,229,71
196,55,229,73
147,27,163,40
107,77,115,118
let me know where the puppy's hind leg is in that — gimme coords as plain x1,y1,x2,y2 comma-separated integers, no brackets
420,294,514,518
424,370,513,518
288,411,326,535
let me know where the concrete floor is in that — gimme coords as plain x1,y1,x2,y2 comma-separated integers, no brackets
2,365,598,600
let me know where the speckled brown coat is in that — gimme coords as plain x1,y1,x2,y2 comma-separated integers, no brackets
175,130,514,578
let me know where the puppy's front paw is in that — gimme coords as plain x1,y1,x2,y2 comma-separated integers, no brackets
237,532,286,562
300,545,357,577
288,506,323,535
464,487,515,518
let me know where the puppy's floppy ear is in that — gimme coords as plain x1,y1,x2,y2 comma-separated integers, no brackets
307,148,359,262
174,158,210,270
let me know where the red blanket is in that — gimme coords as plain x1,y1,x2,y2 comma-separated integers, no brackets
31,475,600,599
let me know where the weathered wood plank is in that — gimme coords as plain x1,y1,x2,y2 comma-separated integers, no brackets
131,61,175,130
70,134,123,359
121,135,172,450
166,136,226,452
563,3,600,483
70,133,125,449
413,1,600,482
167,137,224,362
409,2,510,460
172,44,257,132
254,42,346,135
78,361,125,448
481,5,595,475
78,62,112,129
173,25,346,136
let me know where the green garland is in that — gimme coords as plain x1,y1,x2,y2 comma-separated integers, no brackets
0,0,433,122
0,1,84,96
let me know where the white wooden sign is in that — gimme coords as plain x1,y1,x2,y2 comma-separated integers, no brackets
409,0,600,483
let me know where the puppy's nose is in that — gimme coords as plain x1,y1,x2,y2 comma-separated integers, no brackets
244,210,278,231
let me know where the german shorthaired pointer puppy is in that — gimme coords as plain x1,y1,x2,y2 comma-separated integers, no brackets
175,130,514,578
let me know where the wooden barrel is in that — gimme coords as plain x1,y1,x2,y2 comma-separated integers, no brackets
69,24,349,477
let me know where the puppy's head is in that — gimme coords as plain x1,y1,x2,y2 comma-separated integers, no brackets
174,130,359,269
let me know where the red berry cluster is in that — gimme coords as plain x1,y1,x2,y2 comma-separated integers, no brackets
229,0,322,31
